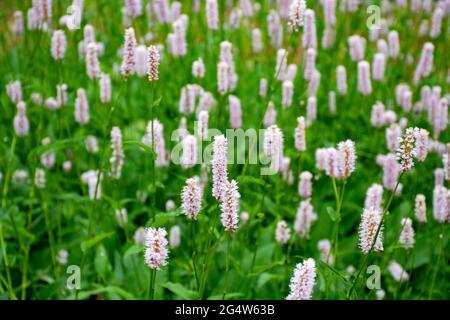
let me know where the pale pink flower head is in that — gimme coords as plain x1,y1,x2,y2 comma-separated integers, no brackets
134,227,146,245
372,53,386,81
212,135,228,200
282,80,294,108
430,7,443,38
386,124,401,153
263,125,284,173
359,207,383,254
267,10,283,49
51,30,67,60
336,65,347,96
288,0,307,32
192,58,205,78
388,260,409,282
364,184,383,212
302,9,316,49
413,42,434,85
397,127,419,172
304,48,316,81
275,48,288,81
315,148,328,170
217,62,229,95
371,101,385,127
13,101,29,137
388,30,400,59
99,73,112,104
444,145,450,182
294,199,317,239
75,88,89,125
433,185,447,223
328,91,336,114
322,0,336,26
414,194,427,223
240,211,250,226
153,0,170,24
147,45,160,82
181,134,198,169
338,140,356,180
115,208,128,228
275,220,291,244
125,0,142,18
348,35,366,61
181,176,202,220
357,60,372,96
298,171,313,199
382,153,400,191
414,128,429,162
306,96,317,126
259,78,268,98
307,70,320,98
263,101,277,127
34,168,46,189
285,64,298,82
295,116,306,152
121,27,137,79
252,28,263,54
324,147,340,178
286,258,316,300
144,227,169,270
110,126,125,179
169,225,181,249
399,218,415,250
86,42,100,80
197,110,209,140
12,11,24,35
134,45,148,77
317,239,333,265
228,95,242,129
220,180,240,233
6,80,22,104
62,161,72,173
206,0,219,30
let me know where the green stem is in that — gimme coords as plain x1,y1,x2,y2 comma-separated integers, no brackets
428,224,445,299
222,234,231,299
347,176,402,299
150,82,156,221
0,224,16,300
41,193,57,275
150,269,157,299
1,135,17,208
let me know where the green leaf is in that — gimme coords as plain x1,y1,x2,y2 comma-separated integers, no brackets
152,96,162,108
326,206,336,222
160,282,199,300
94,245,112,277
151,211,180,227
256,272,279,289
123,140,156,158
66,286,138,300
124,244,144,259
81,232,115,253
207,292,244,300
238,175,266,186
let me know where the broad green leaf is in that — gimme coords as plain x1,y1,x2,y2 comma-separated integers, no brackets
238,175,266,186
123,140,156,158
81,232,115,252
256,272,279,289
124,244,144,259
160,282,199,300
